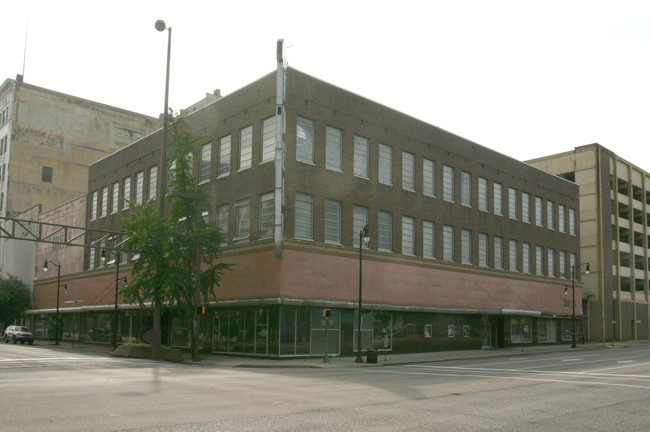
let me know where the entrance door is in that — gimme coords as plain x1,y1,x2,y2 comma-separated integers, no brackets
482,322,492,349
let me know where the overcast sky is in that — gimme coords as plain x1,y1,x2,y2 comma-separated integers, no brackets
2,1,649,169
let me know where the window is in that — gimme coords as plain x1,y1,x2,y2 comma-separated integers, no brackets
494,182,502,216
295,193,313,239
509,239,517,272
199,144,211,182
522,192,530,223
216,204,229,243
547,248,555,276
378,211,392,251
443,225,454,261
423,158,435,196
42,166,53,183
89,247,95,270
239,126,253,170
326,126,342,171
135,171,144,204
559,250,566,278
547,201,554,230
91,191,98,220
461,229,471,264
148,166,157,201
353,205,368,247
535,197,543,226
402,151,415,191
402,216,414,255
443,165,454,202
234,199,250,241
379,144,392,185
218,135,231,177
100,186,108,218
570,253,577,275
122,177,131,210
494,237,503,269
509,188,517,220
324,199,341,243
261,117,276,164
259,192,274,238
569,208,577,236
354,136,369,178
296,117,314,163
536,245,543,275
423,221,435,258
111,182,119,214
522,243,531,273
558,204,566,233
461,172,471,207
478,177,488,212
478,233,488,267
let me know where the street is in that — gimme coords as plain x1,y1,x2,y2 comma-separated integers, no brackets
2,343,650,431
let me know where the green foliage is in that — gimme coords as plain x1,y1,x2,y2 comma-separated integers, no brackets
119,114,231,318
0,275,31,325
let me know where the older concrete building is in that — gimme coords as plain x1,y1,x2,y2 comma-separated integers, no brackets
30,51,582,356
0,76,159,285
528,144,650,343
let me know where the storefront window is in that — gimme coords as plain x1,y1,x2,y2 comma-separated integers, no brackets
510,317,532,343
537,319,557,343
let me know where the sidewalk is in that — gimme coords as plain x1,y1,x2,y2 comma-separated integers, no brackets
43,339,648,369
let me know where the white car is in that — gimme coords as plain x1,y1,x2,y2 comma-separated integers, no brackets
3,325,34,345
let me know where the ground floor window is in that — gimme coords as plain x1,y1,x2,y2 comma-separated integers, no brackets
537,319,557,343
510,317,533,343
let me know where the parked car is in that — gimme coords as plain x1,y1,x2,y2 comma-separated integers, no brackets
4,325,34,345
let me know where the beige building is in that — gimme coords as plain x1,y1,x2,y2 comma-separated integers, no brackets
0,76,159,285
528,143,650,343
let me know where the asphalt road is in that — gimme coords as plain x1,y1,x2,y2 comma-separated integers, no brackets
2,343,650,431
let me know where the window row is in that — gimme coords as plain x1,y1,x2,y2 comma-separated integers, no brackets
90,166,157,220
212,191,575,279
296,116,576,235
195,117,277,183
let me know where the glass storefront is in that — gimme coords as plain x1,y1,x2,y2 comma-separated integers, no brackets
25,308,569,355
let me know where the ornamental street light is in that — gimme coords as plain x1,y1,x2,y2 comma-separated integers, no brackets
43,259,62,345
566,262,590,348
355,224,370,363
100,248,128,350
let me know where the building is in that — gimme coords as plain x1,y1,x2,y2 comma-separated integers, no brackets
0,76,159,286
30,48,582,356
528,144,650,343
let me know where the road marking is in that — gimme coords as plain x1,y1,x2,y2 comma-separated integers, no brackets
363,367,650,390
0,357,106,362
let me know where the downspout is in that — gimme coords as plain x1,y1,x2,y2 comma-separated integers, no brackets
274,39,287,259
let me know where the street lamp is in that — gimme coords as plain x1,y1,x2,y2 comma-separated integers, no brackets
566,262,590,348
151,18,172,361
100,249,128,350
355,224,370,363
43,260,62,345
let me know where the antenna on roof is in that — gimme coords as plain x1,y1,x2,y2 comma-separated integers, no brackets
22,16,29,79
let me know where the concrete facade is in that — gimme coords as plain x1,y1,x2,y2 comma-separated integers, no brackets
528,144,650,343
0,77,159,286
30,66,582,355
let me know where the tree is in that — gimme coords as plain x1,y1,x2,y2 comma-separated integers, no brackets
0,275,31,327
120,115,230,361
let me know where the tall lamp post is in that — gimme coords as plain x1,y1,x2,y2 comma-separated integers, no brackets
566,262,590,348
152,18,172,361
355,225,370,363
43,260,62,345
